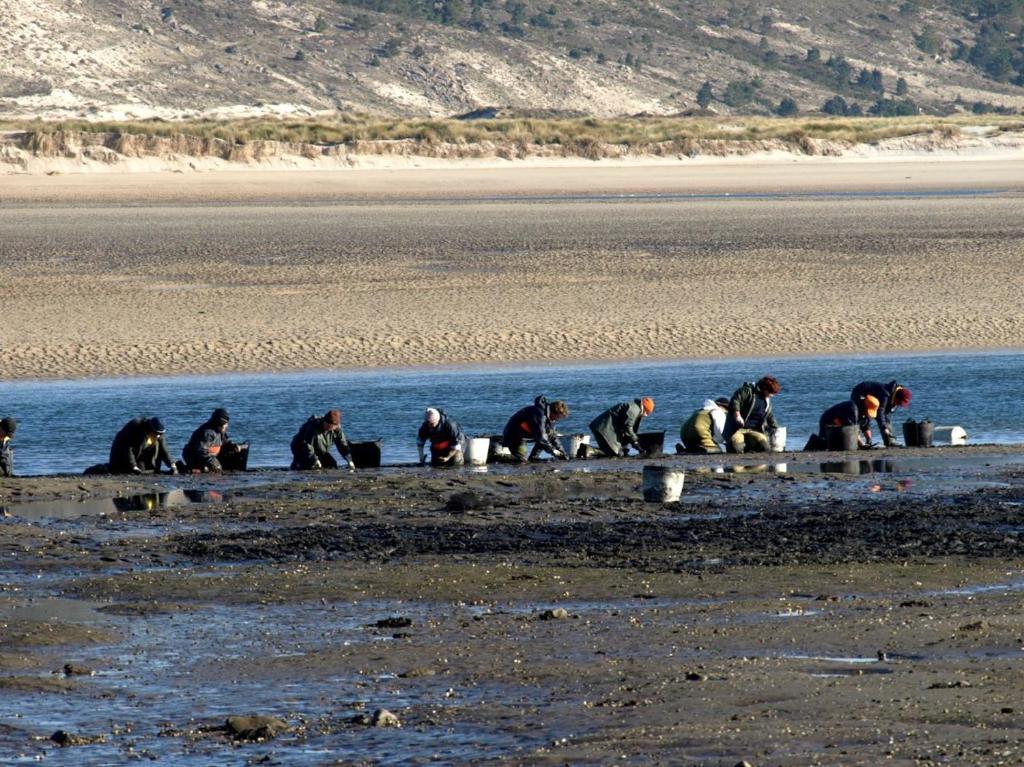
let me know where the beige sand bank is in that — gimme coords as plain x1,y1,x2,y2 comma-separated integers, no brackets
0,159,1022,380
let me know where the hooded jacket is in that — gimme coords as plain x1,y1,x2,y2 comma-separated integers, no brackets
589,399,645,456
503,396,563,455
417,410,465,459
183,420,230,471
109,418,175,473
724,382,778,440
681,399,726,451
290,415,351,468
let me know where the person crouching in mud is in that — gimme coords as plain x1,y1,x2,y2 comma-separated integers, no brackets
0,417,17,477
182,408,235,473
852,380,912,447
818,396,878,447
290,409,356,471
110,417,178,474
502,396,570,462
589,397,654,457
724,376,781,454
417,407,466,467
679,398,729,454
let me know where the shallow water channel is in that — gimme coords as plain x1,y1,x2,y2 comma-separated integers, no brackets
0,349,1021,476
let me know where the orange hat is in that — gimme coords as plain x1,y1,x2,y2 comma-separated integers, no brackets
641,397,655,415
324,409,342,426
864,395,880,418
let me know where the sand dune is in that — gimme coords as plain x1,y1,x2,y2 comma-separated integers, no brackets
0,160,1022,380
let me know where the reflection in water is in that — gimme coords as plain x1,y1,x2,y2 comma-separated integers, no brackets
1,489,229,520
820,459,897,475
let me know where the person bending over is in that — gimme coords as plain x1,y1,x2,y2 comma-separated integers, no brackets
290,409,355,471
502,396,570,462
417,407,466,467
110,417,177,474
589,397,654,458
852,380,912,446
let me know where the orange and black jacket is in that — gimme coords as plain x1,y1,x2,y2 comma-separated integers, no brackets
417,412,465,458
183,421,229,471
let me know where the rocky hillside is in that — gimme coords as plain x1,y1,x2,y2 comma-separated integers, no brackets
2,0,1024,119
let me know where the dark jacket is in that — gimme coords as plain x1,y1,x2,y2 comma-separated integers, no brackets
417,411,465,459
724,382,778,440
0,436,12,477
589,399,645,456
818,400,863,437
851,380,900,435
183,421,229,472
109,418,174,473
290,415,350,469
503,396,563,455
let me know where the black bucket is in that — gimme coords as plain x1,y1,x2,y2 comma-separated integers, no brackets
918,419,934,448
637,431,666,456
219,442,250,472
826,425,860,451
903,419,934,448
903,419,919,447
349,439,382,468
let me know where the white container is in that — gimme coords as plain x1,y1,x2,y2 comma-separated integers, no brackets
770,426,787,452
642,465,685,503
562,433,591,459
466,437,491,466
933,426,968,446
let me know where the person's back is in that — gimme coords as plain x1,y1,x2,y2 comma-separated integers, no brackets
110,417,174,474
589,398,653,457
681,399,726,453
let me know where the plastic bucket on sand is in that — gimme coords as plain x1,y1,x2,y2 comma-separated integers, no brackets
770,426,787,452
466,437,490,466
933,426,968,446
562,434,590,459
642,465,685,503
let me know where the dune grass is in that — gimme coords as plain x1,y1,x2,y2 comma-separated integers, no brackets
3,114,1021,153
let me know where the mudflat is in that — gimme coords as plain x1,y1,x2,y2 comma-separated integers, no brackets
1,447,1023,763
1,159,1023,380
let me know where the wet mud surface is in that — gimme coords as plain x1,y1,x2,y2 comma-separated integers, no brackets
2,446,1024,764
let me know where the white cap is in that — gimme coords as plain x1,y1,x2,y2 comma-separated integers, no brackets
424,408,441,426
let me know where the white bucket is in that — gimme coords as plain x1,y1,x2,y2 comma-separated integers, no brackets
562,433,590,459
933,426,968,446
770,426,787,452
642,465,685,503
466,437,490,466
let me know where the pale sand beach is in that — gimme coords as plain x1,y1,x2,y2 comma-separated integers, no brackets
1,158,1022,380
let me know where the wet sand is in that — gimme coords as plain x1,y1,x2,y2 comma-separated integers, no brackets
1,159,1023,379
1,446,1023,763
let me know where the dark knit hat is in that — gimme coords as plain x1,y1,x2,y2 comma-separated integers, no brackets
211,408,230,425
147,417,166,434
0,417,16,436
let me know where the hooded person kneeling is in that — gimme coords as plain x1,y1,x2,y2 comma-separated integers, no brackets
182,408,240,473
589,397,654,458
679,398,729,454
109,417,178,475
290,409,355,471
502,396,570,462
818,396,878,447
417,407,466,467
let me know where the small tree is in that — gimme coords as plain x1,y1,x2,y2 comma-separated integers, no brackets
697,81,714,108
776,97,799,116
896,77,908,96
314,14,328,33
822,95,849,115
806,47,821,64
